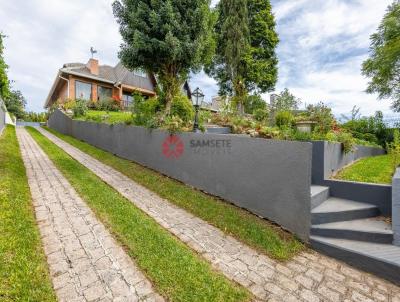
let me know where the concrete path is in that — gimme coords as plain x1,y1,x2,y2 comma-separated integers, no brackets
17,128,163,302
38,127,400,302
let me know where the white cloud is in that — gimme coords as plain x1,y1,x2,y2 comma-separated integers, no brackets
0,0,120,112
269,0,393,116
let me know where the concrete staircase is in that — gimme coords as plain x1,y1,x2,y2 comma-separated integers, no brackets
310,185,400,285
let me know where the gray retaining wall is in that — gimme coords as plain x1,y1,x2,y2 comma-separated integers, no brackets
48,109,312,240
393,169,400,246
312,141,385,182
312,141,391,216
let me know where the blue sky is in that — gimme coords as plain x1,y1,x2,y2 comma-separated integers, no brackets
0,0,394,116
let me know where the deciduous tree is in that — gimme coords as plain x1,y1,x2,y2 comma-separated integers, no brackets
272,88,301,111
4,90,26,119
0,33,10,100
362,1,400,111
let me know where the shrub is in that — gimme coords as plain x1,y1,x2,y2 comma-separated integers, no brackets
253,108,269,122
275,111,294,129
306,102,334,134
87,100,100,110
163,115,185,134
132,96,162,127
170,93,194,124
98,97,121,111
336,131,356,154
290,130,312,141
73,99,88,118
258,126,281,139
323,130,356,154
387,129,400,170
62,99,76,111
245,94,266,114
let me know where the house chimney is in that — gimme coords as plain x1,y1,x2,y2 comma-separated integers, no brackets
87,58,99,75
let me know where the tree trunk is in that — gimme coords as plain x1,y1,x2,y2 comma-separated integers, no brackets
159,69,182,115
233,78,247,115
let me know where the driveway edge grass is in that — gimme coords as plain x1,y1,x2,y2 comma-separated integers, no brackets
0,126,56,301
42,126,304,261
27,127,250,302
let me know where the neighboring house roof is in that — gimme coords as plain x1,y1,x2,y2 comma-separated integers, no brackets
44,59,157,108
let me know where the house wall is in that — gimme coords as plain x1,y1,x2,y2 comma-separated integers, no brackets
69,75,75,100
48,109,313,241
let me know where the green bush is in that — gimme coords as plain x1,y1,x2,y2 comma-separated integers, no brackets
132,96,162,127
341,111,388,147
290,130,312,141
170,94,194,124
387,129,400,170
337,131,356,154
73,99,88,118
306,102,334,134
275,111,294,129
253,108,269,122
98,98,121,111
163,115,185,134
245,94,266,114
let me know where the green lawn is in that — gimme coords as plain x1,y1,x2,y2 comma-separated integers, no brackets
334,154,394,184
27,127,250,302
0,126,56,301
43,126,304,261
74,110,132,124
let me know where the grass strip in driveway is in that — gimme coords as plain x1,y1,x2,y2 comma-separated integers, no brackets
0,126,56,301
43,126,304,261
27,127,250,302
334,154,394,184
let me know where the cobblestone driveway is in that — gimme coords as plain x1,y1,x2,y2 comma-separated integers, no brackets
37,127,400,302
17,128,163,302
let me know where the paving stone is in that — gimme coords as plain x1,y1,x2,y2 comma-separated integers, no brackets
16,128,162,302
295,275,314,289
351,291,375,302
37,127,400,302
325,280,348,295
305,268,324,282
371,290,388,302
317,285,341,302
300,288,321,302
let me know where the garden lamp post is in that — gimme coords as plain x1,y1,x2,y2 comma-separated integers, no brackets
191,87,204,133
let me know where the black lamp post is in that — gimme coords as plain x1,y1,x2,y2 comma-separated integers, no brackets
191,87,204,133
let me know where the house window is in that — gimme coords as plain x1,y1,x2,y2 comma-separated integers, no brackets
133,69,147,78
75,81,92,100
122,92,133,108
97,86,112,101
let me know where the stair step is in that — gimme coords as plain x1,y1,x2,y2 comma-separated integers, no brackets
312,198,380,224
311,218,393,243
311,185,330,209
311,236,400,285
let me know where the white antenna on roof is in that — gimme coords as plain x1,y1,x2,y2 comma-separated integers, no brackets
90,47,97,58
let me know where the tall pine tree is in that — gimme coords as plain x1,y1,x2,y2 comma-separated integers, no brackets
113,0,214,114
207,0,278,114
